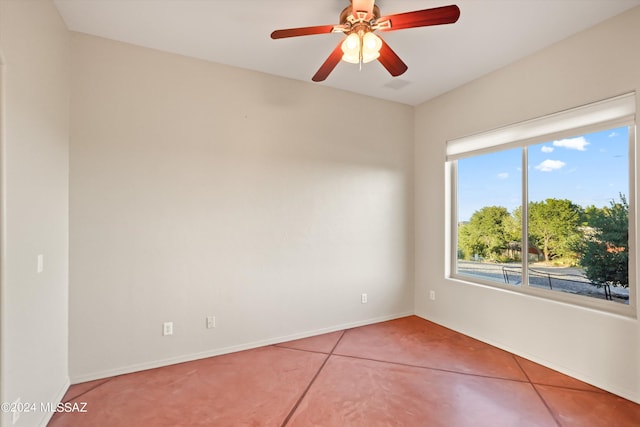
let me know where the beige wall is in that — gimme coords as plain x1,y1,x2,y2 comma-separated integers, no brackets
69,34,414,381
415,6,640,403
2,0,638,416
0,0,70,426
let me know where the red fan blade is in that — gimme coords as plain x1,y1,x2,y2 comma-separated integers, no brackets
352,0,375,20
312,42,344,82
378,5,460,32
271,25,335,39
377,38,408,77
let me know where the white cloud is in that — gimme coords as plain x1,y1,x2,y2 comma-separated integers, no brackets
497,172,509,179
541,146,554,153
609,132,618,138
535,159,566,172
553,137,589,151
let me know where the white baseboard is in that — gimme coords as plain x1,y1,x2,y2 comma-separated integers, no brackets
38,376,71,427
70,311,414,384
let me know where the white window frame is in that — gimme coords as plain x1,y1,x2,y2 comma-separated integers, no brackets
446,93,637,317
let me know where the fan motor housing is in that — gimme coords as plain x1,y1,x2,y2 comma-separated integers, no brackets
339,4,381,26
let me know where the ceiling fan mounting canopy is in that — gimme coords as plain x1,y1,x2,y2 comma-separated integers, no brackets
270,0,460,82
338,3,381,27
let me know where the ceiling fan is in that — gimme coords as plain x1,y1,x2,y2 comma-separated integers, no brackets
271,0,460,82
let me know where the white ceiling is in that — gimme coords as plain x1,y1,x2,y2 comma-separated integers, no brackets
53,0,640,106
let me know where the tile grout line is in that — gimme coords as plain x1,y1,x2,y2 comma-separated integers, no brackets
512,355,563,427
276,337,606,395
62,378,115,404
274,344,336,356
280,329,348,427
279,345,535,386
331,352,535,384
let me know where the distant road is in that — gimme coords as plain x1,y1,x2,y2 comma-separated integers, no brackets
456,260,629,303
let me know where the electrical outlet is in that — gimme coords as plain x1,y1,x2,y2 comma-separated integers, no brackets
429,290,436,301
206,316,216,329
361,293,368,304
12,398,21,424
37,254,44,273
163,322,173,336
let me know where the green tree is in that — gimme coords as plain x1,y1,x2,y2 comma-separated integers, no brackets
579,195,628,288
528,198,583,262
458,206,512,261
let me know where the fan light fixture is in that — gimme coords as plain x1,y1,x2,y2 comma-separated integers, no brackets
341,31,382,64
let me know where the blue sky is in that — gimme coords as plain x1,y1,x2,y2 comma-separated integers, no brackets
457,126,629,222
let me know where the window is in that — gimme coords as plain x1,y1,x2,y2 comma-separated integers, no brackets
448,93,636,315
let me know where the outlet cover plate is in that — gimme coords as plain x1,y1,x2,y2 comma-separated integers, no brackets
163,322,173,336
206,316,216,329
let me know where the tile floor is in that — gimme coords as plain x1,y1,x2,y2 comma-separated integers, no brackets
49,316,640,426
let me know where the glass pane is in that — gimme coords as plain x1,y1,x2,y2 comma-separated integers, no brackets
527,127,629,304
456,148,522,285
